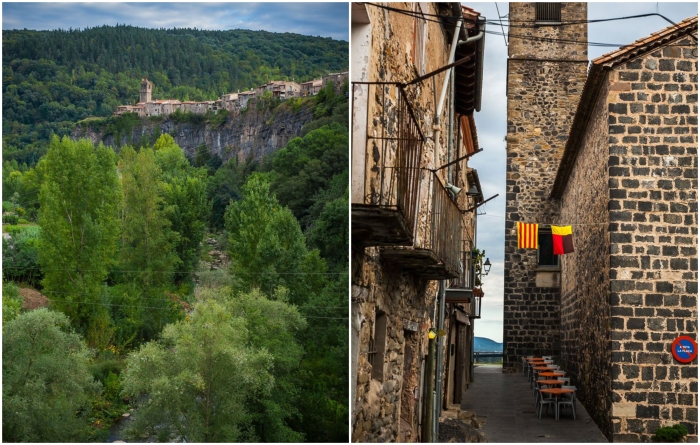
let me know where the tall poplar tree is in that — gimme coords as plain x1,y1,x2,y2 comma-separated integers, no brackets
38,136,120,334
118,146,179,288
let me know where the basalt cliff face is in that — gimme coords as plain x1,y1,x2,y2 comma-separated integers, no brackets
72,102,314,162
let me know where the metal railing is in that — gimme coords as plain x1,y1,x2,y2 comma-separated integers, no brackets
424,170,461,277
352,82,424,237
449,240,474,290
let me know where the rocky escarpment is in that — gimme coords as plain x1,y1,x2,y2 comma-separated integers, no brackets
72,101,314,162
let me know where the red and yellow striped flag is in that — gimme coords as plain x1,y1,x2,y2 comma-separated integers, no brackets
517,222,538,249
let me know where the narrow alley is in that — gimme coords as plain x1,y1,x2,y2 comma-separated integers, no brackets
461,366,608,443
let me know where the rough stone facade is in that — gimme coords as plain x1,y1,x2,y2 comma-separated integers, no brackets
603,33,697,443
540,14,698,443
503,2,588,372
557,78,612,438
351,3,481,442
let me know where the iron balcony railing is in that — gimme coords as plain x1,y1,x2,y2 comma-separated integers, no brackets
446,240,484,318
449,240,474,290
426,171,461,277
351,82,424,246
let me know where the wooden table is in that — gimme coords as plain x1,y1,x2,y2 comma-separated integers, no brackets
539,388,575,420
539,371,565,378
533,366,557,371
536,380,564,387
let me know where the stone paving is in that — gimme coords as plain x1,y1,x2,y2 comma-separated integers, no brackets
461,366,609,443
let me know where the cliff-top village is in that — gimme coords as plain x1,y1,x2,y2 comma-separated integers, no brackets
114,71,348,118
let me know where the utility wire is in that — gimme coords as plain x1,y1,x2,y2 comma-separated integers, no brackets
50,299,348,319
1,265,347,275
360,3,693,47
494,2,508,47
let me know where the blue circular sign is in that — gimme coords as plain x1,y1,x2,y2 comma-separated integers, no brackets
671,336,697,364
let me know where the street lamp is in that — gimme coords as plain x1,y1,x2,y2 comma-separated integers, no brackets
483,258,492,276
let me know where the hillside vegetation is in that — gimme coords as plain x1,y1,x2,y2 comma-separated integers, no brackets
2,25,348,165
3,24,348,441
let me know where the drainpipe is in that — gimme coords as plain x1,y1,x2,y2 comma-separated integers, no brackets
421,335,435,442
433,17,463,168
434,280,446,441
471,205,478,382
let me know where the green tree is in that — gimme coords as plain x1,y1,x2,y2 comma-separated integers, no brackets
121,297,274,442
224,173,326,306
270,123,348,230
225,287,307,442
118,145,179,288
38,136,120,335
2,308,101,442
154,135,210,285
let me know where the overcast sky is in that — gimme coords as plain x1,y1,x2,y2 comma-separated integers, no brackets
468,1,698,343
2,2,349,41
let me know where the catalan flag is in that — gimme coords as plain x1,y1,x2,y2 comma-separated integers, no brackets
517,222,538,249
552,225,574,255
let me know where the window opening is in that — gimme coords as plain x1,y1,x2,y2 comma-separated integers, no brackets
371,310,388,381
537,227,559,268
535,3,561,24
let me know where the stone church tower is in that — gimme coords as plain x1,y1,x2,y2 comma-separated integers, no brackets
502,3,588,371
140,78,153,103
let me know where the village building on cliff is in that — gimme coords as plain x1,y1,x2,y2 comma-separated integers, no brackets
115,72,347,117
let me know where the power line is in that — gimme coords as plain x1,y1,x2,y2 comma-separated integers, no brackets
1,265,347,275
359,3,693,49
51,299,348,319
494,2,508,47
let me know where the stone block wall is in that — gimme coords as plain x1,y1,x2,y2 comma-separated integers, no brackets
605,37,698,442
557,79,613,438
503,2,588,372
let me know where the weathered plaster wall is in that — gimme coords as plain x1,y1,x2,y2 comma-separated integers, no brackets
352,3,477,442
605,37,698,443
503,2,588,372
558,79,612,439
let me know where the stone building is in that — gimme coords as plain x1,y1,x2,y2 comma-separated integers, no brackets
140,77,153,103
504,3,697,442
502,1,589,371
351,2,488,442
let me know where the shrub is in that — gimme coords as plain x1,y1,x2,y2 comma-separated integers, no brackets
2,225,42,286
653,424,688,442
17,218,28,224
3,213,19,225
2,281,23,324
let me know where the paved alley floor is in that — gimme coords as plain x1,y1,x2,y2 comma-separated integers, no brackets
461,366,609,443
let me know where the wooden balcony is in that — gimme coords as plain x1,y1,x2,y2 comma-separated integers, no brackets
380,171,462,279
351,82,423,247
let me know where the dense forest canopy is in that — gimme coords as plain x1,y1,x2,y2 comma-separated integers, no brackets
3,23,349,442
2,25,348,164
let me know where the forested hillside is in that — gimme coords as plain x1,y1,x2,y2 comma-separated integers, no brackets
2,25,348,165
3,25,349,442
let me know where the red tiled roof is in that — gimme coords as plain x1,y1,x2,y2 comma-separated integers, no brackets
594,15,698,66
551,15,698,199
